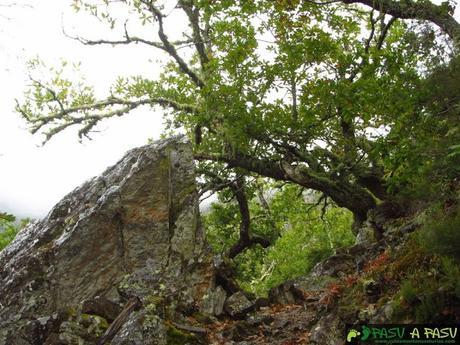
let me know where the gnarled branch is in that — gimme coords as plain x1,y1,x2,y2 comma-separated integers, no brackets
194,151,376,222
227,176,271,258
141,0,205,88
314,0,460,42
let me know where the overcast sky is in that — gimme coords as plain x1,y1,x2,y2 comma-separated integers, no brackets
0,1,176,218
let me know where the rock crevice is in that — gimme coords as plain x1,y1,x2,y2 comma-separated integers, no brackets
0,136,215,345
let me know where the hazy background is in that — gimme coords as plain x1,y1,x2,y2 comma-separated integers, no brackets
0,1,172,218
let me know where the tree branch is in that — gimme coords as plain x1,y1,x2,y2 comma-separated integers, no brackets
200,170,271,258
337,0,460,42
227,176,271,258
141,0,205,88
17,95,198,142
194,151,376,221
68,21,194,51
377,16,397,50
179,0,210,69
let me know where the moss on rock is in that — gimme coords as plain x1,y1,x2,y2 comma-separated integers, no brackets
165,323,202,345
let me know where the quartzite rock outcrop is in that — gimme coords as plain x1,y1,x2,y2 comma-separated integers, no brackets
0,136,215,345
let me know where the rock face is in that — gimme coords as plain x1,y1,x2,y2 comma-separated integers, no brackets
0,136,214,345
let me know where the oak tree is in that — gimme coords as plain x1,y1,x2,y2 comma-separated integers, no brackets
16,0,460,236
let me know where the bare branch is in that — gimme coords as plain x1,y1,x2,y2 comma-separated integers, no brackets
0,2,32,8
66,21,194,52
141,0,205,88
364,10,378,55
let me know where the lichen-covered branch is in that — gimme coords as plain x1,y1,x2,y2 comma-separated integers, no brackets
140,0,205,88
314,0,460,42
16,94,198,142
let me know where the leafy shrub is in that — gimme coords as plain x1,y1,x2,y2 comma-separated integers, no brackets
400,280,418,305
0,213,29,251
391,249,460,323
440,257,460,299
418,205,460,261
0,213,19,251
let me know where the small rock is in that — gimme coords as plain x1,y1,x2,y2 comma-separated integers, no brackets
309,314,342,345
224,292,255,318
81,297,122,322
370,301,394,323
268,281,298,305
202,286,227,316
310,253,355,277
356,222,379,244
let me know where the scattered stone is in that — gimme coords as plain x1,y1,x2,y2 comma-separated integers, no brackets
202,285,227,316
224,292,255,318
310,253,355,277
356,221,379,244
370,301,395,323
268,280,310,305
309,314,343,345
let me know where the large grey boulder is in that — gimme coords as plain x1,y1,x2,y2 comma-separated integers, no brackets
0,136,214,345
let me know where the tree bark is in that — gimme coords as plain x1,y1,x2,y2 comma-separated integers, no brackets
195,152,377,222
340,0,460,43
227,177,271,258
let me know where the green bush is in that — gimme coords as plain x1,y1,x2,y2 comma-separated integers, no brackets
418,205,460,261
400,280,418,305
440,257,460,299
415,292,446,323
391,251,460,323
0,213,29,251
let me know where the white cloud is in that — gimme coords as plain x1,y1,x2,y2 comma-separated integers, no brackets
0,0,169,218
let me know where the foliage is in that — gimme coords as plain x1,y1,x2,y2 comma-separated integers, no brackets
399,280,418,305
8,0,460,311
329,234,460,324
383,55,460,202
14,0,460,224
418,203,460,261
440,256,460,299
0,213,29,251
205,184,354,295
392,264,458,323
382,237,460,323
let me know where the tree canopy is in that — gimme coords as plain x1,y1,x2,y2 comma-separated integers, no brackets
16,0,460,237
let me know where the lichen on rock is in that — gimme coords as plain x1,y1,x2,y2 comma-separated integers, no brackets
0,136,215,344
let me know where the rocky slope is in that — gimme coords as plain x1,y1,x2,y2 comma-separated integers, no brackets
206,210,460,344
1,137,458,345
0,136,216,344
